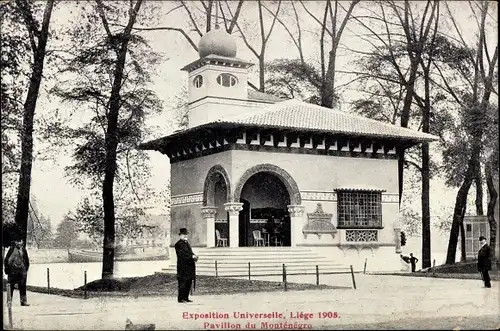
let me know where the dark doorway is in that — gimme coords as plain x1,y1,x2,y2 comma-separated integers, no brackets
239,172,291,247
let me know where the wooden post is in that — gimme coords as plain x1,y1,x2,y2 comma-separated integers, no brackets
84,270,88,299
316,265,319,286
6,283,13,329
363,258,367,274
47,267,50,294
282,264,287,291
248,262,251,281
432,259,436,277
215,260,218,278
433,259,436,268
350,265,357,289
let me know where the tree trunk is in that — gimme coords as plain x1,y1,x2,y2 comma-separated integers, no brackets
397,60,420,205
320,49,337,109
259,55,265,92
14,0,55,243
459,202,467,262
446,161,474,264
100,0,143,279
420,64,431,269
421,142,431,268
475,165,484,215
485,162,498,261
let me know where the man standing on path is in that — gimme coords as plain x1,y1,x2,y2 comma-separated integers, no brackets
409,253,418,273
175,228,198,303
477,236,492,288
4,237,30,306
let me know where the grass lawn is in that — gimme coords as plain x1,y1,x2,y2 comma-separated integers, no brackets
23,273,342,298
375,260,499,281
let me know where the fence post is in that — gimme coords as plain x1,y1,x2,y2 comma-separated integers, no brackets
84,270,88,299
363,258,367,274
350,265,357,290
282,264,287,291
248,262,251,281
6,283,13,329
47,267,50,294
432,259,436,277
316,265,319,286
215,260,218,278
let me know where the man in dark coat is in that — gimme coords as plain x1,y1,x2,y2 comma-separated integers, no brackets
175,228,198,303
409,253,419,273
4,238,30,306
477,236,491,288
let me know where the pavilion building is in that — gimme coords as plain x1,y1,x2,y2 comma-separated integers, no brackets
140,26,438,272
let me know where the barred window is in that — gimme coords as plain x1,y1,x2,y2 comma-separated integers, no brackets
337,190,382,228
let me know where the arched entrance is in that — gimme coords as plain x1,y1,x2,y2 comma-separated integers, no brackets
237,170,296,247
203,165,231,247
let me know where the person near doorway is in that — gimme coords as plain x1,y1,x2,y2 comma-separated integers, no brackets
477,236,491,288
175,228,198,303
409,253,418,272
4,237,30,306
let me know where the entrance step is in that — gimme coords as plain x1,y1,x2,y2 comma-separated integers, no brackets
159,247,346,277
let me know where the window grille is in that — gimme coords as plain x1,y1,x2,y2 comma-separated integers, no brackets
346,230,378,242
337,190,382,228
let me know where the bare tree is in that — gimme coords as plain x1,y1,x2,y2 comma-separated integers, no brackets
264,0,360,108
428,1,498,264
10,0,55,243
227,0,281,92
347,0,441,268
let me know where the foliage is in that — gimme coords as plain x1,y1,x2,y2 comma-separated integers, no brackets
53,215,79,249
264,58,322,104
26,213,53,249
0,0,32,225
67,196,155,247
40,1,164,249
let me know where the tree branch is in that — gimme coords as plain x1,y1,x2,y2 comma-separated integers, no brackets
180,0,203,37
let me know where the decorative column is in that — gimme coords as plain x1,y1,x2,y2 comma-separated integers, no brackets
393,219,402,254
287,205,305,247
201,206,217,248
224,202,243,248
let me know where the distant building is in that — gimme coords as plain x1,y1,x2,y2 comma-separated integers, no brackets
140,26,437,271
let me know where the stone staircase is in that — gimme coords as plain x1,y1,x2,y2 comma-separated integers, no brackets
159,247,347,277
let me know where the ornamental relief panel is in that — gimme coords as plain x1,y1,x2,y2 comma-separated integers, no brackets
301,191,398,203
171,193,203,206
301,191,337,202
381,194,399,203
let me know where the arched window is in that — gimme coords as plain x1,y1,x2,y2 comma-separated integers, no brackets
216,73,238,87
193,75,203,88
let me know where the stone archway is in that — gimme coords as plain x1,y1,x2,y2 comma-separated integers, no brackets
233,164,301,205
203,165,231,207
202,165,232,247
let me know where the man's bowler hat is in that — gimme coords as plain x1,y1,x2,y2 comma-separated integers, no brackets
479,235,486,241
179,228,189,235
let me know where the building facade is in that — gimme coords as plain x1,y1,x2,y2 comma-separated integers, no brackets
141,27,437,271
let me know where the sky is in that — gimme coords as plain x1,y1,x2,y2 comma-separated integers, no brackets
10,1,496,252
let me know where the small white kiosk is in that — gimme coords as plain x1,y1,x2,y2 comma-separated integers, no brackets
463,215,490,259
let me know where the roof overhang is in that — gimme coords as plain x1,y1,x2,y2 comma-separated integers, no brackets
181,54,254,72
139,122,432,153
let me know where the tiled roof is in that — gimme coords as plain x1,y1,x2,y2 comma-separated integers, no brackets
213,99,437,142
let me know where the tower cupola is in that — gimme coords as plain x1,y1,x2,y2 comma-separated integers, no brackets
198,26,237,58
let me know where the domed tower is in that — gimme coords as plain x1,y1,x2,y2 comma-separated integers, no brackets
181,26,254,128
